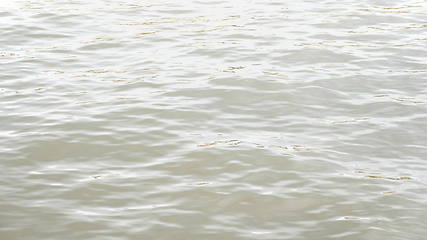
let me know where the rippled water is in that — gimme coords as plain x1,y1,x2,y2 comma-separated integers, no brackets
1,0,427,239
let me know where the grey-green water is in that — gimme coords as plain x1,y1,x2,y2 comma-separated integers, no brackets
1,0,427,239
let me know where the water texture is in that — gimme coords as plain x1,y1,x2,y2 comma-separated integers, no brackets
1,0,427,239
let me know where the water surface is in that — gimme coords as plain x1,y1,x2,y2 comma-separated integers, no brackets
1,0,427,239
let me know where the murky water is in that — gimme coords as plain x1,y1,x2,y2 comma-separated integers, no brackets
1,0,427,239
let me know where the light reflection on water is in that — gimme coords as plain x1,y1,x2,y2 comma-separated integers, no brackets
1,0,427,239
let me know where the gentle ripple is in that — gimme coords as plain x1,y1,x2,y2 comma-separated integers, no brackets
1,0,427,239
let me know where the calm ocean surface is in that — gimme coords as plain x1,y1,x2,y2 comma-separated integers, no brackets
1,0,427,239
